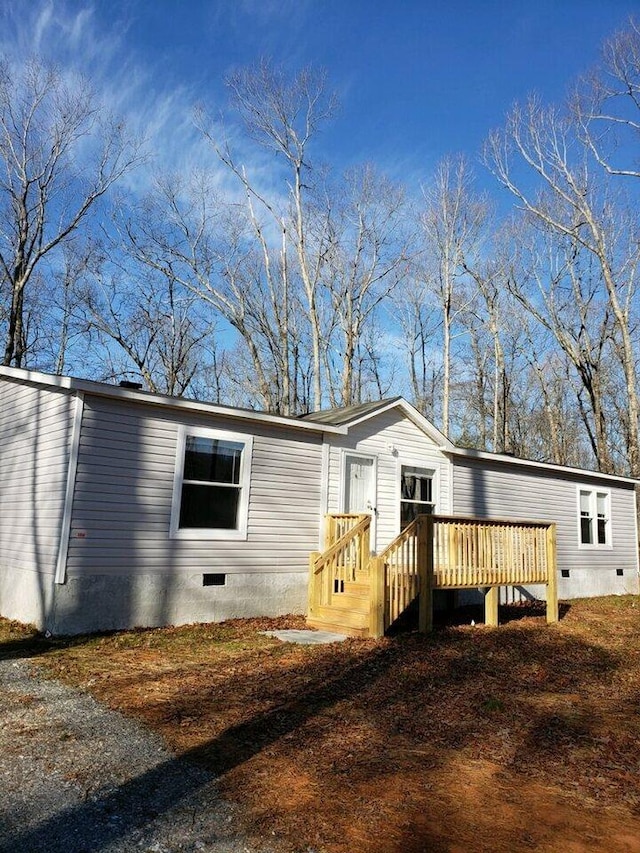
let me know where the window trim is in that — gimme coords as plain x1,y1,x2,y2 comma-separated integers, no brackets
170,425,252,540
397,463,438,532
576,486,612,550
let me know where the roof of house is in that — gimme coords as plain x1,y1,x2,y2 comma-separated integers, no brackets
451,446,639,485
301,397,404,426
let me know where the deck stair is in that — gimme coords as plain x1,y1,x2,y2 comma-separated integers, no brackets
307,574,371,637
307,514,373,637
307,512,560,638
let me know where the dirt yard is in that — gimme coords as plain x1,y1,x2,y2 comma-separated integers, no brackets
3,597,640,853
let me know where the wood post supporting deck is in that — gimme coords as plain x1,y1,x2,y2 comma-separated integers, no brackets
418,515,434,633
484,586,499,627
546,524,559,624
369,556,386,638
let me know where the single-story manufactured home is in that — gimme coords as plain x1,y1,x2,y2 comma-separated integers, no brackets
0,365,638,636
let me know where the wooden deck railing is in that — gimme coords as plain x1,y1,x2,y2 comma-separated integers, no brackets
369,514,558,636
432,515,552,588
376,518,420,631
311,513,558,638
308,514,371,617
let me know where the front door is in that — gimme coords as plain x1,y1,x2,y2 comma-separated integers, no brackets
344,453,377,548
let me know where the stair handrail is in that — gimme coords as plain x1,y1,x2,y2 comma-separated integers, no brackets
312,514,371,572
374,517,422,632
308,514,371,617
378,517,418,561
324,513,365,548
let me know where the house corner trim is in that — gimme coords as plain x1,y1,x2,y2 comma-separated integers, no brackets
54,392,84,585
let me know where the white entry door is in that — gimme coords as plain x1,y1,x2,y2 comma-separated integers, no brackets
343,454,377,548
344,454,376,513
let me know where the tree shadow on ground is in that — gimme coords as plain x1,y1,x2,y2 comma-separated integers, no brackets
2,614,632,853
0,626,130,663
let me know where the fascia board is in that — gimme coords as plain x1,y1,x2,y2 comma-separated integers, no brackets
451,446,639,486
0,366,347,436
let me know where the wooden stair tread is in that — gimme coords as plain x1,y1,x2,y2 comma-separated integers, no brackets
330,592,369,612
313,605,369,630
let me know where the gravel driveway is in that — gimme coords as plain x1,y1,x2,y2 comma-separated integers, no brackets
0,657,270,853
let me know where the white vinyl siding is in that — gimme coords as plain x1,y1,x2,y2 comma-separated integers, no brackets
0,379,74,596
452,457,637,575
326,408,451,551
66,395,323,576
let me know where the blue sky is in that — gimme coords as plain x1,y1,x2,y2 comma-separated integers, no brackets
1,0,639,189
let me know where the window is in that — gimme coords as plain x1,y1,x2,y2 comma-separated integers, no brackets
170,427,252,540
400,466,435,528
578,488,610,547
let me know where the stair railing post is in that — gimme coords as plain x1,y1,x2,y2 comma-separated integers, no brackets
324,515,332,549
546,523,559,624
418,515,434,633
361,516,371,573
369,555,385,638
308,551,321,617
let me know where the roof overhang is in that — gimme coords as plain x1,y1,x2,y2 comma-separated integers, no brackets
452,446,639,486
0,366,348,436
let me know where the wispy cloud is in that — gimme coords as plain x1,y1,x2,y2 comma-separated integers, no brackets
0,0,319,214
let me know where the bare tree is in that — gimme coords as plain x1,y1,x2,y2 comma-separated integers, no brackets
0,58,141,367
485,94,640,475
507,221,616,471
201,60,337,410
395,269,443,421
77,240,217,397
323,165,411,407
42,240,93,375
120,170,314,413
93,284,211,396
420,156,487,435
574,18,640,178
461,233,514,453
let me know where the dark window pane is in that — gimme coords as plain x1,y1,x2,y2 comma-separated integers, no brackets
400,501,433,529
401,474,417,501
417,477,432,503
401,501,417,528
597,518,607,544
184,437,243,484
179,484,240,529
401,472,432,503
580,516,592,544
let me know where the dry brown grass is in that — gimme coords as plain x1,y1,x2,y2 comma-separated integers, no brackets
3,599,640,852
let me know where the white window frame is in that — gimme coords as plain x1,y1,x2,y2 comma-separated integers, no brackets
397,463,438,531
577,486,612,549
170,425,252,540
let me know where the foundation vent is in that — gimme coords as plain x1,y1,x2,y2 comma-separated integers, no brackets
203,573,226,587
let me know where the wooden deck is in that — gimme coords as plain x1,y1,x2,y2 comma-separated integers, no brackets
307,513,558,638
